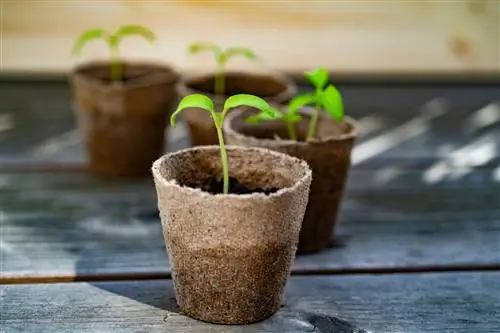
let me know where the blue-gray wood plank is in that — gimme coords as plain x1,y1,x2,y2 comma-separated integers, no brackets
1,80,499,280
2,272,499,333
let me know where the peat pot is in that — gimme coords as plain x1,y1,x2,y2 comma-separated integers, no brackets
177,71,297,146
71,61,179,178
223,107,357,254
151,146,312,324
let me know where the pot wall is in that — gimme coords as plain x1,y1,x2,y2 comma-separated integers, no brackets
223,107,357,253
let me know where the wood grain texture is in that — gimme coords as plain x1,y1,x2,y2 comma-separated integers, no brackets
1,80,499,167
2,0,499,74
1,165,499,281
2,272,500,332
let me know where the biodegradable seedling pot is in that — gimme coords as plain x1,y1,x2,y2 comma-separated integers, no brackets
224,107,357,254
71,61,179,177
152,145,312,324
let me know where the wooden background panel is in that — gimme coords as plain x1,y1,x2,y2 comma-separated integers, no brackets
3,272,500,332
2,0,499,74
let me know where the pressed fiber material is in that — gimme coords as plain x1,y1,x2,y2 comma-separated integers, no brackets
152,146,312,324
177,71,297,146
71,61,179,177
223,107,357,253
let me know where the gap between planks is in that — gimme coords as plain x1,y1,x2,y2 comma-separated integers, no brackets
2,264,499,285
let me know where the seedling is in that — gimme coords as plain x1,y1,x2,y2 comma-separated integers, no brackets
171,94,280,194
188,42,259,97
246,67,344,141
72,25,157,81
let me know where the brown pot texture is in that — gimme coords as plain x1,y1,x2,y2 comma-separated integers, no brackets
70,61,179,178
152,146,312,324
223,107,357,254
177,71,297,146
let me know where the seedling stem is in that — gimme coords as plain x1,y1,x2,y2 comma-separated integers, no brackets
171,94,280,194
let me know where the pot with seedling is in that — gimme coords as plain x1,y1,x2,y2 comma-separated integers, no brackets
177,41,297,146
224,67,357,254
152,93,312,324
70,25,179,178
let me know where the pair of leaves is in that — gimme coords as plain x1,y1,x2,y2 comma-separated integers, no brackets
72,25,156,56
188,42,259,65
171,94,278,128
305,67,329,90
245,83,344,127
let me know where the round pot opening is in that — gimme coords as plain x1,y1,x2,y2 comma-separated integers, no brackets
153,145,311,197
185,72,291,98
225,107,357,144
73,61,178,87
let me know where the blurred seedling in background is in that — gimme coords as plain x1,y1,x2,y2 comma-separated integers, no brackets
72,25,157,81
171,94,280,194
246,67,344,141
188,42,260,97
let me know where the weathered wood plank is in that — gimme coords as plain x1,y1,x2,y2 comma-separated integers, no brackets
1,80,499,167
2,272,499,332
2,167,499,280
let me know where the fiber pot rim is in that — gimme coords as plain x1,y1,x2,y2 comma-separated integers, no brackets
71,60,180,91
223,107,358,147
176,70,297,104
151,145,312,200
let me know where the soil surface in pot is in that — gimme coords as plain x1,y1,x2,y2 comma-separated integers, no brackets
187,72,288,98
77,62,173,85
184,175,280,195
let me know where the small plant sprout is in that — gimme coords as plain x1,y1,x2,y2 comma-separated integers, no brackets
72,25,157,81
245,67,344,141
171,94,280,194
188,42,260,97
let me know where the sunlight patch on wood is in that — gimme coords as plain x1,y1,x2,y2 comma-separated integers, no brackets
423,133,497,184
0,114,15,133
463,103,500,134
30,130,80,157
351,98,447,165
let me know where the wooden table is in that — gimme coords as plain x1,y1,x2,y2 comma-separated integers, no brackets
1,78,499,332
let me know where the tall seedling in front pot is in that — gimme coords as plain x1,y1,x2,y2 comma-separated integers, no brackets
151,93,312,324
70,25,179,178
224,67,357,253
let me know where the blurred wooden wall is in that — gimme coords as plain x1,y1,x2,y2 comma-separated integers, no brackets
2,0,499,75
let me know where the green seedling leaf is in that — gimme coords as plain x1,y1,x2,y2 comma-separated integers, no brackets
223,47,260,62
114,25,157,44
321,85,344,121
72,28,110,56
245,115,264,124
288,93,316,114
170,94,214,127
188,42,222,56
305,67,329,90
284,112,302,123
223,94,272,114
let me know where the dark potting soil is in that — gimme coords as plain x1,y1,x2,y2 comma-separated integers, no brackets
99,73,144,84
198,176,280,195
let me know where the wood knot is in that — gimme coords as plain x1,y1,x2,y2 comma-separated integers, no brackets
468,0,486,14
449,35,471,60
